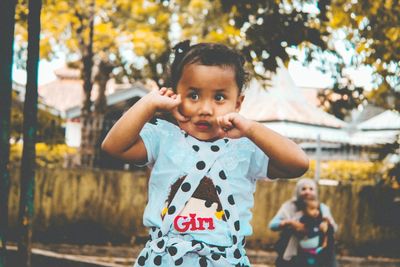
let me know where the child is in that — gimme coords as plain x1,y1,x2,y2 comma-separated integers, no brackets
269,178,338,267
298,198,330,266
102,40,309,267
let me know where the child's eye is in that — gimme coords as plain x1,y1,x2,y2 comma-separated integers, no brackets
189,92,199,100
215,94,225,101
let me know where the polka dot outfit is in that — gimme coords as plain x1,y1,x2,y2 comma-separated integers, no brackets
135,119,269,266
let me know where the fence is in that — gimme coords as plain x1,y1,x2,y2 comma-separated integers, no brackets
8,167,400,255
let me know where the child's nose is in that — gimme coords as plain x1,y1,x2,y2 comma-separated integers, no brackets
199,100,213,115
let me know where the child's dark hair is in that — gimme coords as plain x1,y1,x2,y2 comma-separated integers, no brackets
167,40,248,94
297,196,318,211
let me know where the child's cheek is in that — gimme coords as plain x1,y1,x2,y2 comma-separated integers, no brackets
180,102,195,117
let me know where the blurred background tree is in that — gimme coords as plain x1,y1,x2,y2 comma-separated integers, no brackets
11,92,64,144
12,0,399,174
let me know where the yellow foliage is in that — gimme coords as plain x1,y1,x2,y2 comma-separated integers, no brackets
304,160,386,182
156,13,170,25
384,0,393,9
11,143,77,168
188,0,212,13
370,1,381,15
355,43,366,54
93,22,121,52
132,27,166,56
385,27,400,42
130,1,158,16
40,37,53,59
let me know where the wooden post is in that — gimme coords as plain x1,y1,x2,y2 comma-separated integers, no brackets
0,0,17,266
315,133,321,181
79,0,95,167
18,0,42,266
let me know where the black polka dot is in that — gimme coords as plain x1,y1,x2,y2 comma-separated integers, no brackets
191,240,204,249
157,239,164,249
219,170,227,180
234,249,241,259
192,145,200,152
168,206,176,214
175,258,183,265
242,237,246,245
228,195,235,205
154,255,162,265
196,161,206,170
232,235,237,244
137,256,146,266
224,138,229,143
199,257,208,267
184,133,189,137
216,186,221,194
211,145,220,152
224,210,230,219
151,227,156,231
217,246,225,252
181,182,191,192
211,253,221,260
157,231,162,238
168,246,177,256
234,220,240,231
205,200,213,208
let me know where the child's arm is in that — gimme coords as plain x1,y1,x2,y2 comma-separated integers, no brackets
101,88,187,162
217,113,309,178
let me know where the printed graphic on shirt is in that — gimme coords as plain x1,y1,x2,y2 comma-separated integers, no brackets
161,176,226,232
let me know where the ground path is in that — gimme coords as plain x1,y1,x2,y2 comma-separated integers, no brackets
7,243,400,267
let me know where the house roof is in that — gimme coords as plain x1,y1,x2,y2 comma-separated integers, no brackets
38,77,84,115
357,110,400,131
348,110,400,145
240,67,347,129
65,85,149,119
38,67,152,117
262,121,350,143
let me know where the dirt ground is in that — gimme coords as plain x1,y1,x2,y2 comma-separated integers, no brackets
6,243,400,267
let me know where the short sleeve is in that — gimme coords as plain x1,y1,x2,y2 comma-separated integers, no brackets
139,121,161,166
248,143,269,180
268,201,295,231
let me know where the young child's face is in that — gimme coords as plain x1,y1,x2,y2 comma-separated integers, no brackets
176,63,244,141
305,200,320,218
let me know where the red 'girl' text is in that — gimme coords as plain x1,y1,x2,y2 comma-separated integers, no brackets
173,213,215,232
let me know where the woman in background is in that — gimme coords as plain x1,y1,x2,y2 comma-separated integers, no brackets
269,178,338,267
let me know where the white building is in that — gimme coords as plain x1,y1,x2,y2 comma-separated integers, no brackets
38,66,400,164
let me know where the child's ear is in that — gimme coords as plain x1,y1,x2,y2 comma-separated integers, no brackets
235,95,245,112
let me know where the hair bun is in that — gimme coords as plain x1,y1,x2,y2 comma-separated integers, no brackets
173,40,191,57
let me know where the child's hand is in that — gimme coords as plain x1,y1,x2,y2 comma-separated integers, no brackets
320,217,332,233
216,112,252,139
150,87,189,122
319,221,329,233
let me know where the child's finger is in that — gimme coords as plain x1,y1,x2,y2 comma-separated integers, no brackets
165,89,175,97
159,87,167,95
218,115,233,131
171,95,190,122
172,108,189,122
216,127,227,138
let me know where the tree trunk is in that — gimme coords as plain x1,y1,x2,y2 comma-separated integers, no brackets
17,0,42,266
0,0,17,266
91,60,113,167
80,0,95,167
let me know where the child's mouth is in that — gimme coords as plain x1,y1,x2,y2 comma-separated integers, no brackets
195,121,212,130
